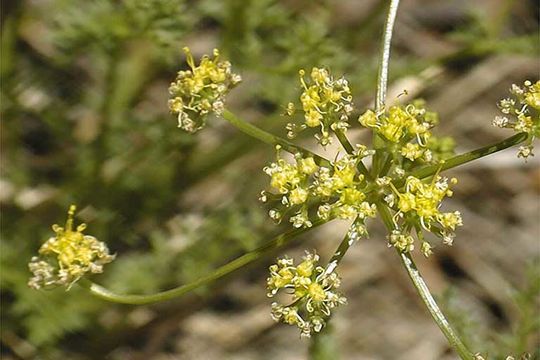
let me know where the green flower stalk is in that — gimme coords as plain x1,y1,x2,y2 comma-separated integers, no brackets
168,47,242,133
493,80,539,159
28,205,115,290
267,251,346,337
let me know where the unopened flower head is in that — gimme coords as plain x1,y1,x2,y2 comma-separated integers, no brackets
267,251,347,337
168,47,241,133
285,67,353,146
262,147,376,231
426,136,456,162
494,80,539,159
28,205,115,290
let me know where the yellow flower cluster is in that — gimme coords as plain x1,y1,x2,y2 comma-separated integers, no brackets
386,175,462,255
285,67,353,146
267,252,347,337
262,148,376,231
262,148,319,228
493,80,539,159
359,101,438,162
168,47,241,133
313,155,376,223
28,205,115,290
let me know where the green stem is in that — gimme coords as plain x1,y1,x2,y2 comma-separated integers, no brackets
335,129,371,179
222,109,331,167
372,0,400,176
398,252,474,359
409,133,528,181
335,129,355,154
80,219,328,304
376,202,474,359
309,322,338,360
328,217,364,266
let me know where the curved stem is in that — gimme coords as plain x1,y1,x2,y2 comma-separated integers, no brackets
80,218,328,305
376,202,474,359
222,109,331,167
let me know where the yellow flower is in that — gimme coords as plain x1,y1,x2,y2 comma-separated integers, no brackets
495,80,540,159
28,205,115,290
289,187,309,205
268,251,346,337
298,157,318,175
524,81,540,110
168,48,241,133
290,67,353,145
401,143,423,161
358,109,378,128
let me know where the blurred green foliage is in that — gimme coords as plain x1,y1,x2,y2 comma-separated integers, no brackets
1,0,538,358
441,261,540,360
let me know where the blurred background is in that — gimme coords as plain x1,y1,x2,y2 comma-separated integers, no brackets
1,0,539,359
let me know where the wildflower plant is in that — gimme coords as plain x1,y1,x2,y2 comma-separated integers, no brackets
27,0,538,358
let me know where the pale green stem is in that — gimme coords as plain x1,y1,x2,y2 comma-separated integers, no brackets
309,322,339,360
80,218,328,304
375,0,400,112
376,202,474,359
372,0,400,177
398,252,474,359
222,109,331,167
328,217,364,266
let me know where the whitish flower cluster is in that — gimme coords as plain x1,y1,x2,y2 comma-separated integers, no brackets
385,174,462,256
493,80,539,159
359,101,438,163
168,47,241,133
262,146,376,232
28,205,115,290
285,67,353,146
267,252,346,337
